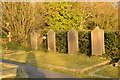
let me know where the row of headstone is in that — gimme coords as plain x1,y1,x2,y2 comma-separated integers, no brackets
30,27,105,55
47,27,105,56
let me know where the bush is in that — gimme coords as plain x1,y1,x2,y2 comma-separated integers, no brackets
56,31,68,53
38,31,48,52
40,30,119,59
104,31,120,59
78,31,91,55
3,41,31,51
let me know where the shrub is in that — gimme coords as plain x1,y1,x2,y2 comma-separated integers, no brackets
38,31,48,52
56,31,68,53
104,31,120,59
40,30,119,59
78,31,91,55
3,41,31,51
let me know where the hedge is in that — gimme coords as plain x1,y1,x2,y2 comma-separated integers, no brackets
78,31,91,55
56,31,68,53
104,31,120,59
40,30,120,59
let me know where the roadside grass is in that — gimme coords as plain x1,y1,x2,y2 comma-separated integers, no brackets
1,50,27,55
0,64,8,70
36,64,96,78
1,50,15,55
94,66,119,78
0,63,18,70
0,63,17,79
2,50,112,78
3,51,108,69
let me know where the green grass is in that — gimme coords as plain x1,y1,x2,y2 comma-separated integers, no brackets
0,63,18,70
86,65,119,78
0,64,8,70
2,50,114,78
95,66,119,78
3,51,108,69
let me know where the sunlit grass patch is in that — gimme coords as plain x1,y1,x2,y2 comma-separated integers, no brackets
2,50,114,78
3,51,108,69
95,66,118,78
0,63,18,70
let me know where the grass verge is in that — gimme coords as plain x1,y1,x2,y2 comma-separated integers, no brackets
2,50,114,78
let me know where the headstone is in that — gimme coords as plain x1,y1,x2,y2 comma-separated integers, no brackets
47,29,56,52
31,30,37,50
68,28,78,54
91,27,105,55
7,32,12,42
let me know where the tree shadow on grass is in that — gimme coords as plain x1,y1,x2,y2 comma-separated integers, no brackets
14,52,46,79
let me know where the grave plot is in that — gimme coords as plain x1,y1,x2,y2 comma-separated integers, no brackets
1,50,26,56
3,51,108,69
1,50,14,55
0,62,18,78
94,65,119,78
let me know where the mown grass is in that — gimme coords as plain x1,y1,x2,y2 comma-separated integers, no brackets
0,63,18,70
87,65,119,78
95,66,119,78
3,50,116,78
3,51,108,69
0,64,8,70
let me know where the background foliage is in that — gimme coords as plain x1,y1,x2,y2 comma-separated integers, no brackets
104,31,120,59
78,31,91,55
45,2,83,31
2,2,36,46
56,31,68,53
41,30,120,59
1,2,119,59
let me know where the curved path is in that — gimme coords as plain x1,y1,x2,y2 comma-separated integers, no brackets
1,59,77,78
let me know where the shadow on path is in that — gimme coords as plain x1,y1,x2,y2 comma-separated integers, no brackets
15,52,46,78
1,52,78,78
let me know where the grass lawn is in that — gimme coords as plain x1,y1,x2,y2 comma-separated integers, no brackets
0,64,8,70
0,63,18,70
3,50,116,78
95,66,119,78
0,63,17,78
87,65,119,78
0,50,14,55
2,51,108,69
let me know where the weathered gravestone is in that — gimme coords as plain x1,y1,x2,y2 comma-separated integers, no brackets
47,29,56,52
68,28,78,54
91,27,105,55
31,30,37,50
